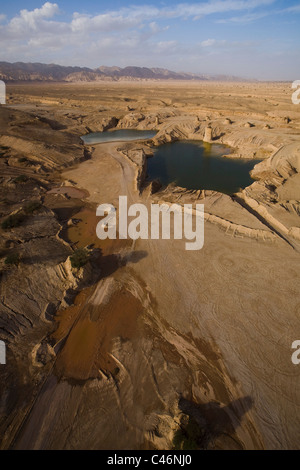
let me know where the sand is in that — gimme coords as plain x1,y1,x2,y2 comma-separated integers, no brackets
0,81,299,450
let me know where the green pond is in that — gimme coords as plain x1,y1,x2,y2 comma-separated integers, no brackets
147,141,260,195
81,129,157,144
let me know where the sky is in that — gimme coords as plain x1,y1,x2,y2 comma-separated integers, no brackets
0,0,299,80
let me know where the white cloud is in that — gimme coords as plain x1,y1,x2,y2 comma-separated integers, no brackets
283,4,300,13
159,0,276,19
71,12,139,33
8,2,59,31
149,22,159,33
0,0,277,40
216,12,269,23
155,40,178,52
0,1,297,80
201,39,217,47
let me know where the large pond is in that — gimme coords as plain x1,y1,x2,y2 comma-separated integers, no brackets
81,129,157,144
147,141,260,195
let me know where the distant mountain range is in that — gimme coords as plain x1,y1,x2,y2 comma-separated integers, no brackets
0,61,250,82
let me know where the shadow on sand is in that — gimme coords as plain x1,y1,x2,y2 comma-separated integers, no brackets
176,395,254,449
96,249,148,278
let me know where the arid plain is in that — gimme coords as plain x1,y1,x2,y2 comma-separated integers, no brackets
0,81,299,450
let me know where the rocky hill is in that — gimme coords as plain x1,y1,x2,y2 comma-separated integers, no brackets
0,61,247,83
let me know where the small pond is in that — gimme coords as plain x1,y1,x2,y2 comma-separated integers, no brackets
81,129,157,144
147,140,260,195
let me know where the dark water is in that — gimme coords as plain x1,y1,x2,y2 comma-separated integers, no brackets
82,129,157,144
147,141,260,195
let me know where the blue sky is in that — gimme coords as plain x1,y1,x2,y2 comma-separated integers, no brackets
0,1,299,79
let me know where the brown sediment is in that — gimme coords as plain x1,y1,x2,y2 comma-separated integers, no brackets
67,206,100,248
54,285,143,381
50,178,137,381
47,186,89,199
52,198,138,381
66,206,132,254
52,286,94,345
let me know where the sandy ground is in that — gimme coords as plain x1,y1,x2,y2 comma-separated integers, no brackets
60,139,300,450
1,81,300,450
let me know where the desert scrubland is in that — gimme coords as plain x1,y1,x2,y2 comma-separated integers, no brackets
0,81,300,450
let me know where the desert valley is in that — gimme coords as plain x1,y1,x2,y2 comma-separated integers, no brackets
0,78,299,450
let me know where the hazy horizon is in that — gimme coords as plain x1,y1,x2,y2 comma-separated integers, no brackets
0,60,297,82
0,0,300,81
